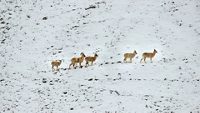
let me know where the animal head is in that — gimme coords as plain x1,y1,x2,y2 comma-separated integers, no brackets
154,49,157,53
80,52,86,57
94,53,98,57
134,50,137,54
60,59,64,63
59,60,62,63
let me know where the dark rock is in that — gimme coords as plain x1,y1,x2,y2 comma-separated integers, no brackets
105,62,109,64
42,80,47,83
1,21,5,24
42,17,48,20
70,108,74,110
88,78,93,81
85,5,96,10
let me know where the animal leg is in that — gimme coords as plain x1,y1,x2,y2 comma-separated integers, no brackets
144,57,147,63
79,62,82,68
69,63,72,69
123,57,126,63
72,64,76,69
91,61,93,65
130,58,133,63
52,65,54,71
56,66,59,71
86,61,89,67
140,58,143,63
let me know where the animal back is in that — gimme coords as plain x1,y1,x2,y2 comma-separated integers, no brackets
143,53,154,58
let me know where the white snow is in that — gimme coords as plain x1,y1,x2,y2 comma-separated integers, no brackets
0,0,200,112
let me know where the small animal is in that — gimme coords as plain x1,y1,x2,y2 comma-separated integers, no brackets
124,50,137,63
85,53,98,67
51,60,62,71
69,52,86,69
140,49,157,63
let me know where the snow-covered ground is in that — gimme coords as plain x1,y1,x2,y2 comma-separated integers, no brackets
1,0,200,112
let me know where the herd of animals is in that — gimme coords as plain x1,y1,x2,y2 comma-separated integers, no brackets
51,49,158,71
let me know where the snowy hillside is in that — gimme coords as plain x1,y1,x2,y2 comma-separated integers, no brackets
1,0,200,112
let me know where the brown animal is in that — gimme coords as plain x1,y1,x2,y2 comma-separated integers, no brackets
140,49,157,63
124,50,137,63
85,53,98,67
51,60,62,71
69,52,86,69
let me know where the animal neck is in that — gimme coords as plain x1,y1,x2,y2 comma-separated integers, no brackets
80,56,85,59
94,56,97,60
152,52,156,56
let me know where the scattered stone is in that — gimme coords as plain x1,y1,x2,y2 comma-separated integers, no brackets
85,5,96,10
88,78,93,81
27,15,30,18
42,17,48,20
49,80,54,85
71,25,79,29
105,62,109,64
70,108,74,110
1,21,5,24
42,80,47,83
